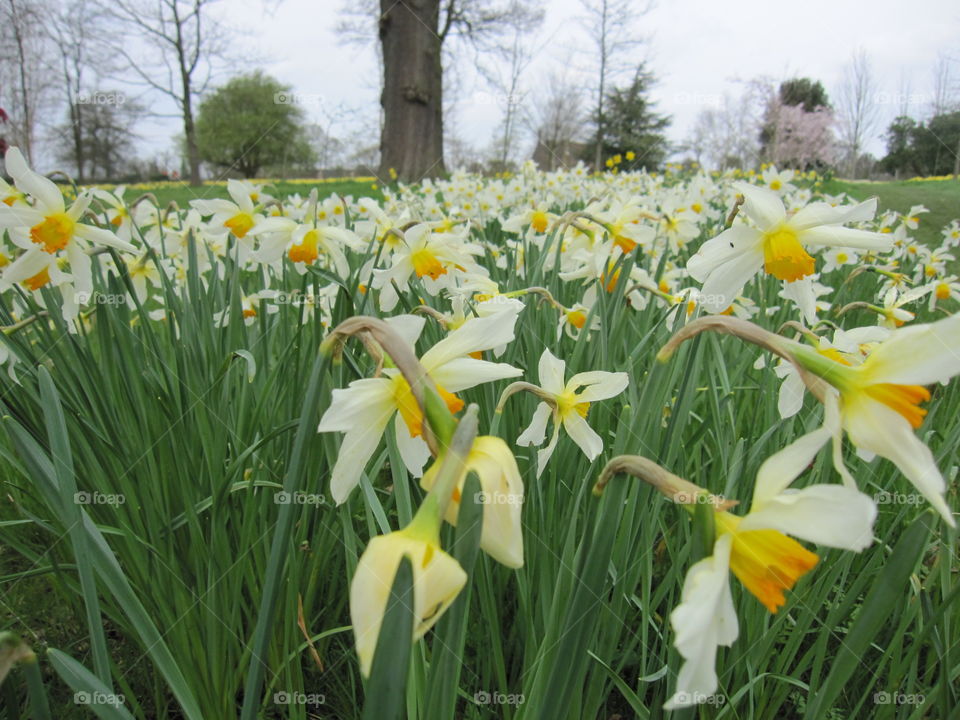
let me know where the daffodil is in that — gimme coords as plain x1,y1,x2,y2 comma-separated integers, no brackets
784,312,960,525
370,223,484,312
420,435,524,568
687,183,892,313
0,147,136,317
318,311,522,503
350,516,466,677
513,348,628,476
190,179,265,240
657,444,876,709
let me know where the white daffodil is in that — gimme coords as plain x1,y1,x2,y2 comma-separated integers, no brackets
785,312,960,525
318,311,522,503
688,183,892,313
516,348,628,477
247,215,354,277
0,147,136,317
190,178,265,240
370,223,484,311
665,442,877,709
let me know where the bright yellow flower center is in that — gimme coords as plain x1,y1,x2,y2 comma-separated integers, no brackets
718,513,818,613
393,375,464,438
863,383,930,429
289,230,320,264
835,252,848,264
0,252,9,267
24,266,52,291
769,179,782,190
411,247,447,280
557,390,590,419
531,211,549,234
762,225,815,282
224,212,255,238
30,212,75,253
691,202,702,214
936,282,951,300
566,309,587,329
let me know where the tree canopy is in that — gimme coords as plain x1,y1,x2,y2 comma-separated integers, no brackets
587,63,671,169
195,72,315,178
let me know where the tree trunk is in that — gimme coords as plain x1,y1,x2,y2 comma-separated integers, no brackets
378,0,445,183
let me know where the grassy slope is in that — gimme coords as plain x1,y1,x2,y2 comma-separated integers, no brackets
821,177,960,247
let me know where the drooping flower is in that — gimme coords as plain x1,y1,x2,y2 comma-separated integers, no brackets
318,311,522,503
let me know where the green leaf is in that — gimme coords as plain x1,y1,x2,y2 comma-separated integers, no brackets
47,649,135,720
362,556,415,720
804,516,932,719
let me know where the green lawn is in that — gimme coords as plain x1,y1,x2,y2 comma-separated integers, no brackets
821,177,960,247
84,177,384,208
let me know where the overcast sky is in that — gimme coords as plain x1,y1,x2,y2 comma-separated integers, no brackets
129,0,959,168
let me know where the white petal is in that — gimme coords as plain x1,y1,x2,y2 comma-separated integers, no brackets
537,348,567,394
741,484,877,550
777,369,805,419
5,147,64,212
567,371,629,402
329,411,393,504
420,311,519,371
429,357,522,392
686,226,758,283
734,182,785,230
383,313,426,350
664,534,737,710
859,314,960,386
789,197,877,230
798,226,893,251
516,402,552,447
74,224,137,253
393,415,431,478
562,411,603,461
843,396,954,526
317,379,394,433
698,247,764,312
753,424,833,508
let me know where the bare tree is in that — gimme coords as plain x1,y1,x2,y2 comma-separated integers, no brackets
48,0,112,183
0,0,55,165
525,69,587,170
931,54,954,117
98,0,230,185
579,0,651,171
837,49,879,178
